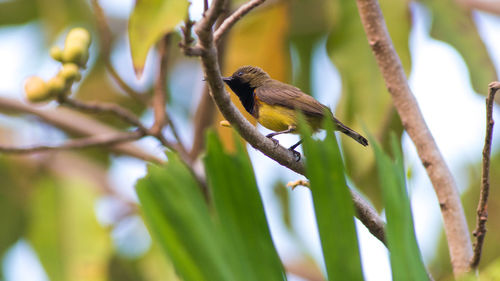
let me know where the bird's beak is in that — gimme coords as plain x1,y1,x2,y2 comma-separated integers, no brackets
222,76,232,83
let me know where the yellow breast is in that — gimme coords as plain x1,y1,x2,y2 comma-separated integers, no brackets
257,103,296,132
256,102,323,133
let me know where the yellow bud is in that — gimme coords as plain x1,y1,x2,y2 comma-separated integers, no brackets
49,46,63,62
59,63,81,81
47,76,66,96
24,76,53,103
219,120,231,128
66,28,91,48
62,44,89,67
62,28,91,67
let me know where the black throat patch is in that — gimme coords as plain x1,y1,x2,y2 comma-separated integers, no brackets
224,79,256,115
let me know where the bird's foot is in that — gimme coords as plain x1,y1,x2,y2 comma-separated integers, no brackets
266,135,280,148
288,147,301,162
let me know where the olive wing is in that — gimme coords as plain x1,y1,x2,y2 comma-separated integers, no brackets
255,81,329,117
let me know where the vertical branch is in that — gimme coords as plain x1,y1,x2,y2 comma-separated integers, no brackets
151,34,171,135
91,0,149,103
354,0,473,275
470,81,500,268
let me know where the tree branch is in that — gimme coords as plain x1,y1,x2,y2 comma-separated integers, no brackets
0,131,144,154
470,81,499,268
213,0,266,45
0,96,162,163
57,95,146,131
287,179,386,244
151,34,171,135
354,0,472,275
195,0,386,245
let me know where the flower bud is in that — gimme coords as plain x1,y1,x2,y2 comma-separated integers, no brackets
62,28,91,67
66,28,91,49
50,46,63,62
47,76,66,96
59,63,81,82
24,76,52,103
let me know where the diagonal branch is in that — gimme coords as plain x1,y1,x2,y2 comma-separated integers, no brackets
57,95,146,131
195,0,386,245
287,179,386,244
0,96,162,163
213,0,266,45
354,0,472,275
0,131,144,154
470,81,500,268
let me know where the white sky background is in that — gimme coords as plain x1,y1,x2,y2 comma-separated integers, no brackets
2,1,500,281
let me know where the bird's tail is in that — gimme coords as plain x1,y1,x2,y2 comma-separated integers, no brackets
333,118,368,146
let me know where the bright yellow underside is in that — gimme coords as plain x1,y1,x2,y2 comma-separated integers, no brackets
256,102,322,133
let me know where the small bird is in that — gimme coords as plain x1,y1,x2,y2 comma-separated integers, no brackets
222,66,368,158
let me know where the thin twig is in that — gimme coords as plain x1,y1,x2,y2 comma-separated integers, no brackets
180,17,202,56
457,0,500,15
194,0,387,245
91,0,149,103
213,0,266,45
190,85,216,159
57,95,147,131
0,131,144,154
0,96,162,163
151,34,171,135
150,33,189,157
355,0,472,275
470,81,500,268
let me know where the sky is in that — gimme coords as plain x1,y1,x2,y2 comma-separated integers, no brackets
1,1,500,281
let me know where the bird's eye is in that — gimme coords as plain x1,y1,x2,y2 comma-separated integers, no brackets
237,71,243,76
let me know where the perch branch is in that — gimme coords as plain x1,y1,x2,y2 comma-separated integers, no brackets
0,131,144,154
287,179,386,244
213,0,266,45
470,81,500,268
354,0,472,275
195,0,386,245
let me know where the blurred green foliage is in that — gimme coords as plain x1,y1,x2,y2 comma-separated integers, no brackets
371,134,428,281
299,116,363,281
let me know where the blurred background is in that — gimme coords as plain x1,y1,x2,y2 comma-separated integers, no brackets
1,0,500,280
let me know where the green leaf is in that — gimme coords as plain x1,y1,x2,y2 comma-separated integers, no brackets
299,114,363,281
203,131,286,281
0,158,28,279
421,0,497,94
128,0,188,76
135,153,236,281
370,133,428,281
28,177,112,281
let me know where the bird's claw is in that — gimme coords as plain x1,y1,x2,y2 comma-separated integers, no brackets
267,137,279,148
289,148,301,162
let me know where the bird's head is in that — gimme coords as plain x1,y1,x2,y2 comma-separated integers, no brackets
222,66,270,91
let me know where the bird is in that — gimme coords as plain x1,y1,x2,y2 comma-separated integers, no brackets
222,65,368,158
